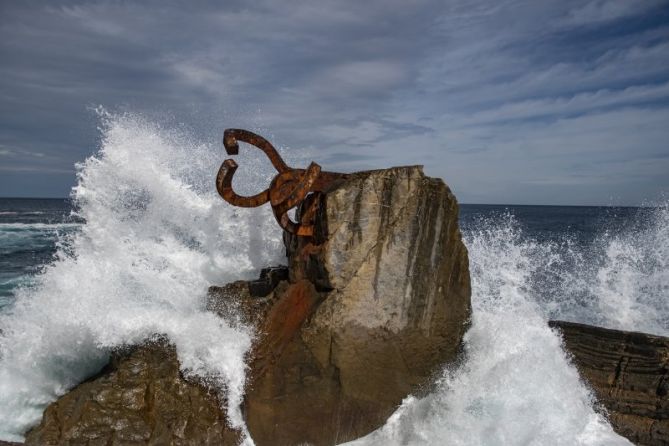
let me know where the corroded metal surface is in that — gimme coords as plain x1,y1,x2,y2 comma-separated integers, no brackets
216,129,347,236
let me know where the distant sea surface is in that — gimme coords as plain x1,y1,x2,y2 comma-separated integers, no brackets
0,197,652,313
0,198,82,309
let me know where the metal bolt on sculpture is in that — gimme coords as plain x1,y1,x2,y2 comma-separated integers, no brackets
216,129,348,237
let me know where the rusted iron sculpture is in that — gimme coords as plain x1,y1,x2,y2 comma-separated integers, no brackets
216,129,347,237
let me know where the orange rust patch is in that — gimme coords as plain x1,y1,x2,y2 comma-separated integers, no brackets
250,280,320,379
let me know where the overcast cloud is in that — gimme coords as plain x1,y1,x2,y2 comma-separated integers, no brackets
1,0,668,204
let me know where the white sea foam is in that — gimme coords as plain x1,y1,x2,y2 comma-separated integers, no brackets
0,223,80,229
573,205,668,335
346,215,633,446
505,204,669,336
0,111,285,442
0,223,80,252
0,211,45,216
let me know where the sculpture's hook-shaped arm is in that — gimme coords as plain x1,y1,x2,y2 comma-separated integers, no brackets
216,159,270,207
217,128,293,207
223,129,290,174
216,128,347,236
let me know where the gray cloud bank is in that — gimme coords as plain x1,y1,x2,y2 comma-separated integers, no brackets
1,0,668,204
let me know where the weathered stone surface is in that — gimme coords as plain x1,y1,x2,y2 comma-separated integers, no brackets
24,340,240,446
247,166,472,445
551,320,669,446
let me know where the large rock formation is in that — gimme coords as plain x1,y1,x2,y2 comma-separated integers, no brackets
244,166,471,445
551,321,669,446
23,166,472,445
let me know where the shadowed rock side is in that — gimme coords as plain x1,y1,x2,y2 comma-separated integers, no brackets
23,166,472,446
24,340,241,446
550,321,669,446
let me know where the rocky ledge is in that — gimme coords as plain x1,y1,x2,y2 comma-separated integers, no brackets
551,320,669,446
25,340,240,445
25,166,472,445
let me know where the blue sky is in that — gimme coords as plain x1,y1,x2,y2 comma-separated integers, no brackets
1,0,668,205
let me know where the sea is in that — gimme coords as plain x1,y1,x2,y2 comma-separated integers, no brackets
0,113,666,445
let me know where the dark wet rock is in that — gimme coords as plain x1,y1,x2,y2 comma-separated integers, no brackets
248,266,289,297
550,320,669,446
24,339,240,446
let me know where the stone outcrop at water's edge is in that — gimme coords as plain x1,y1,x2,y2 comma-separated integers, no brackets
243,166,473,445
24,166,473,445
551,320,669,446
24,340,241,445
18,166,669,446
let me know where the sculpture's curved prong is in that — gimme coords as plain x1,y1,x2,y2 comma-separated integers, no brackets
223,129,290,174
216,159,270,208
217,129,347,237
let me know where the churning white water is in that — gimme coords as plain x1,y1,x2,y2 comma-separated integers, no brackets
347,217,630,445
547,206,669,335
0,112,666,444
348,206,667,445
0,112,286,442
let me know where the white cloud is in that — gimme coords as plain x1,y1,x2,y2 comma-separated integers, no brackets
307,60,410,97
561,0,665,26
458,81,669,125
58,4,128,37
0,0,668,203
0,165,74,173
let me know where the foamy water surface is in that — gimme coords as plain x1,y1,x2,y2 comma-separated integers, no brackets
0,112,285,443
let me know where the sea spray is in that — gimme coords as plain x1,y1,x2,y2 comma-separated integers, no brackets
581,205,668,334
0,222,81,306
346,214,631,446
491,204,669,336
0,112,285,442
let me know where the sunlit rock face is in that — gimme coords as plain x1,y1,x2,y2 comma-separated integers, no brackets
249,166,472,445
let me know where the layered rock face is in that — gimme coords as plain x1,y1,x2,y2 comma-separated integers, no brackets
551,321,669,446
24,166,472,446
